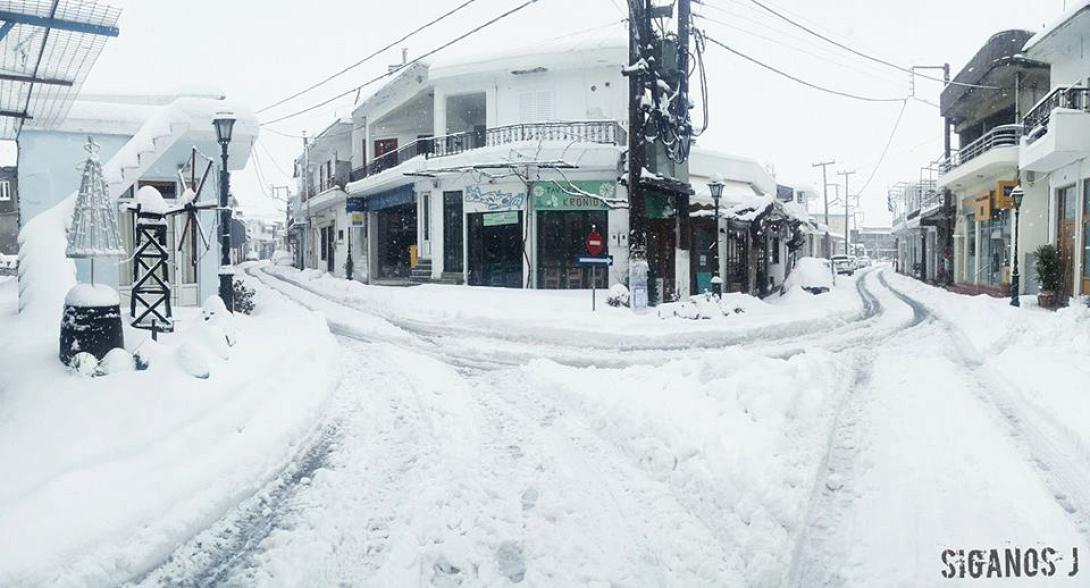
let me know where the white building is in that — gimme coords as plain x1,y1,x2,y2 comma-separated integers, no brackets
1019,1,1090,301
18,91,257,308
296,34,803,297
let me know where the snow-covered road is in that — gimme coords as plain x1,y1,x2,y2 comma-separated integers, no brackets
132,266,1090,587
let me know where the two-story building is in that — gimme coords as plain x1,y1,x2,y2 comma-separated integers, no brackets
295,35,805,298
890,180,943,279
295,119,353,275
938,30,1049,296
1019,1,1090,302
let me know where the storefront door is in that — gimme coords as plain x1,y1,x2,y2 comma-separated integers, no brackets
647,218,676,302
690,218,717,294
376,203,416,279
443,191,463,273
1058,185,1077,298
536,210,608,289
468,211,523,288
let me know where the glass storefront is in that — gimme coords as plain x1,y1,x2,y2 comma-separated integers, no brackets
980,208,1010,287
531,181,612,289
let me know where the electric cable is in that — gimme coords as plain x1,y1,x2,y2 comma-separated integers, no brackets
259,0,482,114
260,0,542,128
704,35,906,102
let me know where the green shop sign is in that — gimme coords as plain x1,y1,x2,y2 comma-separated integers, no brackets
531,181,613,211
482,210,519,226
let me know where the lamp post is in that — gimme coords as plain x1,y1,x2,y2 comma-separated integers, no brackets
709,178,724,297
1009,185,1024,307
213,113,237,311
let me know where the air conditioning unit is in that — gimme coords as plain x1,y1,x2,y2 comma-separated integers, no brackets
1024,170,1036,184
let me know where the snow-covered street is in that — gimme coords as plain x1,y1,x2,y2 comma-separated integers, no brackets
101,265,1088,586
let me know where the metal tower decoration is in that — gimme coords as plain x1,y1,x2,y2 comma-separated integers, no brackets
66,137,125,274
59,137,127,365
127,147,217,335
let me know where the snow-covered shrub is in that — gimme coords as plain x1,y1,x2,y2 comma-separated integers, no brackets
68,352,98,376
606,283,630,307
233,279,255,315
96,348,134,376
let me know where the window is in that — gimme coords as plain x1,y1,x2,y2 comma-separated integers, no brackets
772,238,781,264
319,227,328,260
422,194,430,241
518,90,556,122
0,180,9,201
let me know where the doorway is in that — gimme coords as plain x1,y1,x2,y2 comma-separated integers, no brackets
443,191,463,274
376,203,417,279
468,211,523,288
690,218,717,294
1058,184,1077,299
647,218,676,302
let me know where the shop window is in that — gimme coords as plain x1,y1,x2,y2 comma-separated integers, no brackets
320,227,328,260
772,237,780,264
536,210,607,289
422,196,430,241
0,181,9,201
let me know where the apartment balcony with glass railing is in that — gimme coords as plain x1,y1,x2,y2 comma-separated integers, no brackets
348,120,627,184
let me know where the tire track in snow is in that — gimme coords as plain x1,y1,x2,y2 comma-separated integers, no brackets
784,268,919,586
880,273,1090,543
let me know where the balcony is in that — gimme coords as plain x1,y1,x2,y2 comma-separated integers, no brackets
1021,85,1090,173
938,125,1021,190
348,120,627,183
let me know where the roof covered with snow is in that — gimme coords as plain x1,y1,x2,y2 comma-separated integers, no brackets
1023,1,1090,57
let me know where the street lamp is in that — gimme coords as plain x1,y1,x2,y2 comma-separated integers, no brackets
213,112,237,311
709,178,724,297
1009,184,1024,307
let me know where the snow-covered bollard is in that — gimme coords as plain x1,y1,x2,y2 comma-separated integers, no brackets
59,284,125,365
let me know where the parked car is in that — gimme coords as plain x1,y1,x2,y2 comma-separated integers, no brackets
831,255,855,276
855,257,872,269
784,257,834,294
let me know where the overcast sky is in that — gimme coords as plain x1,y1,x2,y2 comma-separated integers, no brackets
71,0,1067,225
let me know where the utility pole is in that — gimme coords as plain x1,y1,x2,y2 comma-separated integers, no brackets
812,160,835,257
838,169,855,256
625,0,650,311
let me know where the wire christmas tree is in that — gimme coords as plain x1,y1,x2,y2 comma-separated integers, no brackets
66,137,125,282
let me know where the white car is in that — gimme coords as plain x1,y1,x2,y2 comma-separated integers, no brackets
831,255,855,276
855,257,872,269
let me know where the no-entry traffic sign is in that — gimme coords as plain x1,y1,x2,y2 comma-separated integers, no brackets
586,226,605,256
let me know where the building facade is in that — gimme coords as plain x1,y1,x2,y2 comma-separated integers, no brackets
0,166,18,256
1019,3,1090,301
17,91,257,308
938,29,1049,296
295,36,810,299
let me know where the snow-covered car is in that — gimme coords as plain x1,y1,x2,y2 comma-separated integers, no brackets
831,255,855,276
855,257,872,269
784,257,834,294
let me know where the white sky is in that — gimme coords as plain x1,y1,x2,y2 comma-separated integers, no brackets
56,0,1068,225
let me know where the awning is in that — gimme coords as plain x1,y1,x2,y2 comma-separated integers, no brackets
0,1,122,139
690,180,761,207
357,184,414,211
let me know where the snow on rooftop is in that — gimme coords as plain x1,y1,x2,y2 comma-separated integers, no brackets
1023,0,1090,54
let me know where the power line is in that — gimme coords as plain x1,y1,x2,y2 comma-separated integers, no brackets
856,98,909,196
704,35,906,103
742,0,997,90
260,0,542,128
694,12,908,88
259,0,482,114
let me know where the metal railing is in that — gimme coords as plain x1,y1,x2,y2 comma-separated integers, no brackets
1023,85,1090,144
939,124,1022,173
348,120,626,182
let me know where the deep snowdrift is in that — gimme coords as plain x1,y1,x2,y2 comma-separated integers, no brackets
0,267,338,587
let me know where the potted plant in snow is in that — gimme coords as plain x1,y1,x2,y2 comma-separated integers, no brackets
1034,244,1061,309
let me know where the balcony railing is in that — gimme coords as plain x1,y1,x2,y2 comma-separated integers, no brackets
939,124,1021,173
1023,85,1090,144
348,120,627,183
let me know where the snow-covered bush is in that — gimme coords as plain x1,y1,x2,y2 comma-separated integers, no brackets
233,279,256,315
606,283,630,307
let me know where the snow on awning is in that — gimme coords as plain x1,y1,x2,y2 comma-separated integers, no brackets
0,0,121,139
690,179,760,207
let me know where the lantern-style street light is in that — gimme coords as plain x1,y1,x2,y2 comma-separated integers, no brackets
213,113,237,311
1010,184,1024,307
709,178,725,297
